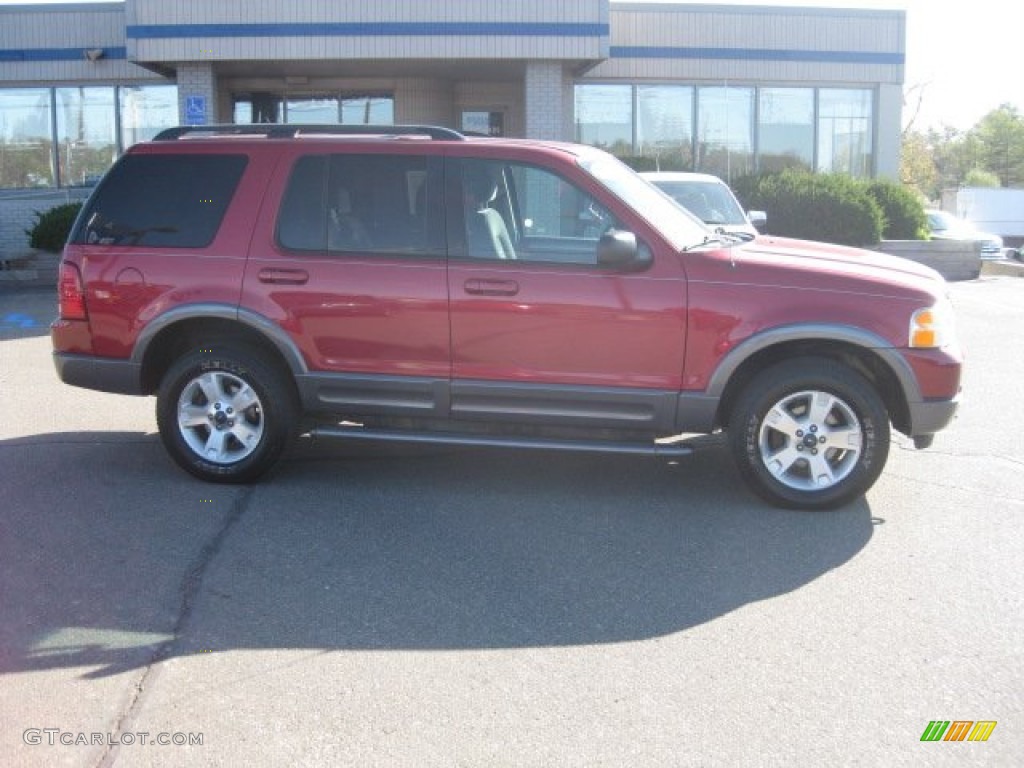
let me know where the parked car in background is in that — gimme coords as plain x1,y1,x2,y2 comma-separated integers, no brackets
926,209,1004,259
642,171,766,239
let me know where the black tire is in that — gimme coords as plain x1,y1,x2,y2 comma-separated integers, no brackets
156,344,298,483
727,357,890,510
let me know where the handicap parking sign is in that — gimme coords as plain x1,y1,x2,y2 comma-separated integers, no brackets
185,95,207,125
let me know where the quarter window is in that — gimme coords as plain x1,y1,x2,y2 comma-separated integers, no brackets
74,154,247,247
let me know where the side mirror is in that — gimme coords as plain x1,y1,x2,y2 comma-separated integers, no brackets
748,210,767,232
597,229,651,271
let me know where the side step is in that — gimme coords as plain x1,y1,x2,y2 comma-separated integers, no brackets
309,425,694,458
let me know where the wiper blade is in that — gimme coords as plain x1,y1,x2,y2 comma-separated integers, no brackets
683,232,735,251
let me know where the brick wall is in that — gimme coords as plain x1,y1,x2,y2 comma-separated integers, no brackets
0,191,90,257
524,61,570,141
176,63,218,124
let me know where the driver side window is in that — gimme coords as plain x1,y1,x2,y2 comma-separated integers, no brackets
461,158,619,265
513,164,616,242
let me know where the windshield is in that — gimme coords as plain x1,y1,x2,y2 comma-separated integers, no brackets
652,180,747,226
928,211,958,231
576,151,708,250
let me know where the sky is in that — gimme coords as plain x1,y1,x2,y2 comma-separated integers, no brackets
3,0,1021,132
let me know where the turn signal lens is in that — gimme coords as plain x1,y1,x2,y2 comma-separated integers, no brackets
909,302,955,349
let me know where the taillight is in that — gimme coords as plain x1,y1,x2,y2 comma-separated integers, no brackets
58,262,88,321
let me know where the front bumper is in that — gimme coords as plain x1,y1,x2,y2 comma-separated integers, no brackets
906,394,960,438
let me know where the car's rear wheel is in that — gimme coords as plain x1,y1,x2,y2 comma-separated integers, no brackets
156,345,297,483
728,357,890,510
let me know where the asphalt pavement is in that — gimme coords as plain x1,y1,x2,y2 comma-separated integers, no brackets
0,279,1021,767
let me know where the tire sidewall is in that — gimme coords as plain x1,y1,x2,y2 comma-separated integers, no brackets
730,360,890,510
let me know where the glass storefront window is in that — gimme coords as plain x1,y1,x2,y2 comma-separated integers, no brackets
341,95,394,124
233,93,282,124
0,88,54,188
758,88,814,173
286,97,340,124
818,88,874,177
636,85,693,170
696,86,754,181
574,83,876,182
119,85,179,147
574,84,633,157
233,94,394,125
56,87,117,187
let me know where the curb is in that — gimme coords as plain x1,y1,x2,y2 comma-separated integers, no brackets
0,251,60,290
981,259,1024,278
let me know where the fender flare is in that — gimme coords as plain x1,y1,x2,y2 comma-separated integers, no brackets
677,323,922,433
130,303,309,374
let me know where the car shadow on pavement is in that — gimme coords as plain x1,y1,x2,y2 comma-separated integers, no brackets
0,431,873,678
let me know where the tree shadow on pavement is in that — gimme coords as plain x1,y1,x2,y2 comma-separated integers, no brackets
0,431,874,678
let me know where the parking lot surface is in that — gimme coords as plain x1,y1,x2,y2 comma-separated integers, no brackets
1,278,1021,767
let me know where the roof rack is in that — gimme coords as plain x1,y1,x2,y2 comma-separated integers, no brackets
153,124,465,141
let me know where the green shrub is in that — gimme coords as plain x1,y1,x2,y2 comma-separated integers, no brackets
865,179,929,240
732,170,883,247
963,168,1000,188
26,202,83,253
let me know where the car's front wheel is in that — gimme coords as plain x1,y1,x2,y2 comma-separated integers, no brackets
728,357,890,510
156,345,297,483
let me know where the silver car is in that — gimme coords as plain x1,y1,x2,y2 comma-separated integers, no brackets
642,171,766,240
926,209,1004,259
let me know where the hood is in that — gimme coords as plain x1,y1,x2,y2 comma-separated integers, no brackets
742,235,944,285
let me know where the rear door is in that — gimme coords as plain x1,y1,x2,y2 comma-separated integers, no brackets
242,146,450,419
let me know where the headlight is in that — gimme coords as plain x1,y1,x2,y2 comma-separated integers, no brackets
909,298,957,349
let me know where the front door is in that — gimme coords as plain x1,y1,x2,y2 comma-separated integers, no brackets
446,156,688,431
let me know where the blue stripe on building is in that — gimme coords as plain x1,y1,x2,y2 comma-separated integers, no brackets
126,22,609,39
0,47,127,63
610,46,903,65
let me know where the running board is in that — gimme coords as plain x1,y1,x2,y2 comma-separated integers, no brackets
309,425,694,458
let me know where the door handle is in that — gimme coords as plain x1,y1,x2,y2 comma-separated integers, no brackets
464,279,519,296
257,268,309,285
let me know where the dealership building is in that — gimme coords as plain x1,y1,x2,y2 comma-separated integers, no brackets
0,0,905,253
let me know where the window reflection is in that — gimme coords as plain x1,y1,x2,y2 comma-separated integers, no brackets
574,84,632,156
758,88,814,173
286,97,340,124
0,88,54,188
696,86,754,182
1,85,179,189
56,87,117,187
574,83,875,180
341,95,394,124
120,85,178,147
636,85,693,170
818,89,873,177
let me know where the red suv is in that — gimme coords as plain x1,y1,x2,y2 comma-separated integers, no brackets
52,125,962,509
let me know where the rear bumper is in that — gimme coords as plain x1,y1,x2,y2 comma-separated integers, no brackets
53,352,143,395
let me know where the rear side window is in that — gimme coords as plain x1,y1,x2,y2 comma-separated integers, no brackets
277,153,443,256
74,154,247,248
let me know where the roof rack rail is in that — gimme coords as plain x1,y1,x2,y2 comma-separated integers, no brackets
153,124,465,141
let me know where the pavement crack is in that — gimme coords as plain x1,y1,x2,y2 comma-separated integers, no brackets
94,486,255,768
